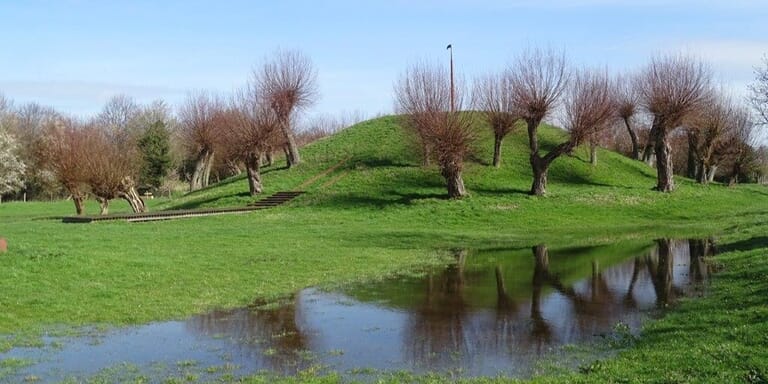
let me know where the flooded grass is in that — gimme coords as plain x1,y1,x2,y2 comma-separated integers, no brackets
0,239,716,383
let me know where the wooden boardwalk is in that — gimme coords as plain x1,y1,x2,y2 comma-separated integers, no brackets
62,191,304,223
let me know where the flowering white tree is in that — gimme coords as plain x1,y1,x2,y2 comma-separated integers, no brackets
0,129,25,202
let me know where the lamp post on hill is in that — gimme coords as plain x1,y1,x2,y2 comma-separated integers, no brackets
447,44,455,112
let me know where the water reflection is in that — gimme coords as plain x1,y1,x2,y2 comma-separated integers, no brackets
2,239,716,382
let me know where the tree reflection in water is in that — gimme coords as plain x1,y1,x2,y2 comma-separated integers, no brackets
180,238,716,376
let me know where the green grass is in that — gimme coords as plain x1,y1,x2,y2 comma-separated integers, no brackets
1,115,767,382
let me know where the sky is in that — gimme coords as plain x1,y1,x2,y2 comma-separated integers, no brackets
1,0,767,120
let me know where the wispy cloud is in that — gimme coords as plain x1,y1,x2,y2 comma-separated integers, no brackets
0,80,185,115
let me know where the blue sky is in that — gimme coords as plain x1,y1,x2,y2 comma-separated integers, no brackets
1,0,767,119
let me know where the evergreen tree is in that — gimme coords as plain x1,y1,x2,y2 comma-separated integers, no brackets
137,120,172,189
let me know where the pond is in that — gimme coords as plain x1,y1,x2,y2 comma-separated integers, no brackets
0,238,716,382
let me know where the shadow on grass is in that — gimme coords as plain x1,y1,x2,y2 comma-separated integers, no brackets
167,191,252,210
472,187,530,196
314,191,449,209
719,236,768,253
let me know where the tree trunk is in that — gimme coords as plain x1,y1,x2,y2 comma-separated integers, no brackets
623,117,640,160
421,141,431,167
589,141,598,166
696,160,708,184
642,123,658,165
729,162,741,186
443,167,467,198
190,150,213,191
202,152,214,188
280,120,301,168
245,152,263,196
708,165,718,183
96,197,110,215
654,131,675,192
530,157,549,196
687,133,698,179
492,134,503,167
119,176,146,213
72,193,85,216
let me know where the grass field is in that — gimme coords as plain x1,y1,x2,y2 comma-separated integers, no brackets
1,116,767,382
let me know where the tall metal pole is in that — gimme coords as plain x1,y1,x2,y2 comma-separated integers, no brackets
447,44,455,112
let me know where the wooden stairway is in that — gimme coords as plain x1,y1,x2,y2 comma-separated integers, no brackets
247,191,305,208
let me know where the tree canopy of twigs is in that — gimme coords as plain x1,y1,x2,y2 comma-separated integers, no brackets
178,92,224,191
256,50,318,169
636,54,712,192
613,74,641,160
395,61,475,198
507,48,572,195
225,86,282,195
473,72,520,167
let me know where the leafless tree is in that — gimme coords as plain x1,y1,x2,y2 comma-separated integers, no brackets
684,93,736,184
96,94,141,146
225,88,281,195
636,55,712,192
39,118,90,215
725,106,757,186
613,74,641,160
256,50,318,168
179,92,224,191
473,72,520,167
506,48,571,195
80,123,146,214
395,62,475,198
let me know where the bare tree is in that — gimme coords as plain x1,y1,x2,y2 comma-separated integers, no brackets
726,106,757,186
257,50,318,168
225,88,281,195
613,74,641,160
39,118,90,215
179,92,223,191
473,72,520,167
506,48,570,195
96,94,141,146
636,55,712,192
685,93,736,184
395,62,475,198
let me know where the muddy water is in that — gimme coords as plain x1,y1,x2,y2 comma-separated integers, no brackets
0,239,716,382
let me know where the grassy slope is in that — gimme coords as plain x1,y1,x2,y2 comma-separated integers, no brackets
1,116,767,382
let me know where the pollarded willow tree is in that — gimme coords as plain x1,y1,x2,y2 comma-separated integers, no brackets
82,123,146,215
473,72,519,167
726,106,757,186
636,55,712,192
257,50,318,169
536,69,615,195
506,48,570,195
179,92,224,191
226,88,282,195
685,93,736,184
613,74,641,160
395,62,475,198
39,119,90,215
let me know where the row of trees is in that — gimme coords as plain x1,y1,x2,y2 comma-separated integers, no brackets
396,49,766,198
0,50,322,214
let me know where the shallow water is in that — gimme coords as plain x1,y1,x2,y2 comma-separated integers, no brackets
0,239,716,382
